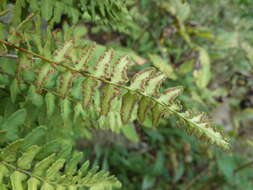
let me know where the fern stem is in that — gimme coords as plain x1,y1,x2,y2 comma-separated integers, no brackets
0,40,57,65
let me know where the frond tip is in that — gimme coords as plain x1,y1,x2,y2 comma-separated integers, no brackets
177,112,229,149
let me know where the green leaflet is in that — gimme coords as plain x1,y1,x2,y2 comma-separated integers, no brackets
55,185,66,190
10,171,27,190
69,75,84,100
52,2,65,23
167,0,191,22
10,0,22,26
110,112,122,132
94,48,114,78
43,28,53,58
122,125,140,143
46,159,65,179
65,152,83,176
158,86,183,104
35,141,62,160
27,85,44,107
151,103,165,127
194,47,211,88
78,160,90,177
130,67,155,91
148,54,177,80
21,66,36,82
150,86,183,126
17,145,41,170
33,154,56,176
0,73,9,86
0,164,9,184
145,72,167,96
10,79,20,103
241,42,253,66
75,43,96,71
43,70,58,89
45,92,55,117
33,16,43,53
0,139,24,162
53,40,74,63
60,98,72,121
23,126,46,150
111,55,130,83
121,91,138,124
57,71,74,97
27,177,40,190
188,112,204,123
1,109,27,141
98,109,122,132
98,2,106,17
137,96,153,123
82,78,98,108
41,0,54,21
100,84,120,116
167,103,181,113
36,64,55,91
74,103,85,122
41,183,54,190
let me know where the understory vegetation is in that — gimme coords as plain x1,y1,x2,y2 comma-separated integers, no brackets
0,0,253,189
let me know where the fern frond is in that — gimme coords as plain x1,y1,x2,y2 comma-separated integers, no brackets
0,127,121,190
0,39,229,148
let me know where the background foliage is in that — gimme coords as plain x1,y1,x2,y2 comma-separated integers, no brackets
0,0,253,189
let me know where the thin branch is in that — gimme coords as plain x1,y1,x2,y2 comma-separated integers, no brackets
0,39,57,64
234,160,253,174
184,164,212,190
0,71,13,77
0,8,10,17
17,13,35,30
0,53,39,60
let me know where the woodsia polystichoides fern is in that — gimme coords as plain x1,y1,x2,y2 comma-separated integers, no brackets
0,39,229,149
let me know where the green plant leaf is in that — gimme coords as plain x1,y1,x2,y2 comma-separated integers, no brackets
1,109,27,140
148,54,177,80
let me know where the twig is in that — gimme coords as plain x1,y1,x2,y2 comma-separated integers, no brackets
0,53,39,60
184,164,212,190
0,8,10,17
0,39,57,64
174,51,197,67
0,71,13,77
17,13,35,30
234,160,253,174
